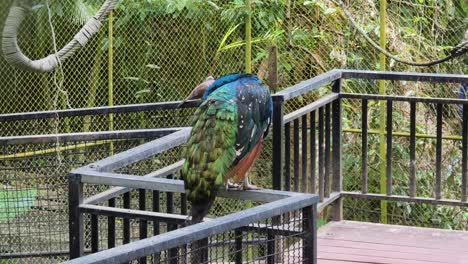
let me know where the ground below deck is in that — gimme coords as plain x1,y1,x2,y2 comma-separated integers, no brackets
318,221,468,264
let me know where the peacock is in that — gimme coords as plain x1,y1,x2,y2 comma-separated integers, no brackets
180,73,273,224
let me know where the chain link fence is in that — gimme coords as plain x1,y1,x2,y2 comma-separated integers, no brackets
0,0,466,263
0,0,465,117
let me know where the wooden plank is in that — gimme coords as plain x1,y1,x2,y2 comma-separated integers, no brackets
319,238,466,256
319,221,468,252
318,245,465,263
317,252,443,264
341,191,468,207
318,260,362,264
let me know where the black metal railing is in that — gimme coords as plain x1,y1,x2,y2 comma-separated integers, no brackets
66,128,319,263
1,69,467,263
0,130,171,261
340,92,468,205
0,100,199,137
270,69,468,222
0,99,200,262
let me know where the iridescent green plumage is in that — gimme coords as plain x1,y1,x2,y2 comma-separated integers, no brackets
180,73,272,224
181,88,238,222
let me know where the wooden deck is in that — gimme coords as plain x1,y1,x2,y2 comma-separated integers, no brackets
318,221,468,264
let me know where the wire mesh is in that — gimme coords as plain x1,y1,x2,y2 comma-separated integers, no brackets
0,0,465,116
0,0,467,262
78,194,309,264
0,137,156,263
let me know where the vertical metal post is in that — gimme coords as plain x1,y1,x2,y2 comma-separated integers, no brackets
91,214,99,253
268,215,281,264
267,230,275,264
409,102,417,197
153,190,161,264
139,189,147,264
302,204,317,264
294,119,300,192
180,192,188,263
386,100,393,196
69,173,84,259
331,80,343,221
108,198,116,249
235,229,243,264
302,115,308,193
181,193,188,215
463,104,468,202
167,174,178,264
435,103,443,200
272,95,284,190
361,99,368,194
318,107,324,202
324,104,331,198
310,111,316,193
284,123,291,191
123,192,130,244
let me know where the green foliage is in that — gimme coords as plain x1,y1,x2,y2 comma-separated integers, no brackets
32,0,98,25
0,187,37,222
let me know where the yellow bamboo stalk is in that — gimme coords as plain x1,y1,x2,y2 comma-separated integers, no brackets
245,0,253,260
108,11,115,156
379,0,388,224
0,141,113,160
245,0,252,74
344,128,462,141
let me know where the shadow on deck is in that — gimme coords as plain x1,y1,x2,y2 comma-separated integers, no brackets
318,221,468,264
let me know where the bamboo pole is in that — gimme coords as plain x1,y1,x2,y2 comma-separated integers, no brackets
378,0,388,224
245,0,254,260
83,30,105,133
245,0,252,74
344,128,462,141
0,141,113,160
108,11,114,155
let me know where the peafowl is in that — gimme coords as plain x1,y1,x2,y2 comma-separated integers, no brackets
180,73,273,224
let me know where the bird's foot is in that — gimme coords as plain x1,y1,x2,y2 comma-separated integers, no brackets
225,180,240,191
240,176,260,190
240,183,260,190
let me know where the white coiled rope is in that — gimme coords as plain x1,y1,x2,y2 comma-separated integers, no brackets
2,0,119,73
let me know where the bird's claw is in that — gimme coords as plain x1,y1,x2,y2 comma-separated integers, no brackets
240,183,260,190
225,177,260,191
240,176,260,190
225,180,240,191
